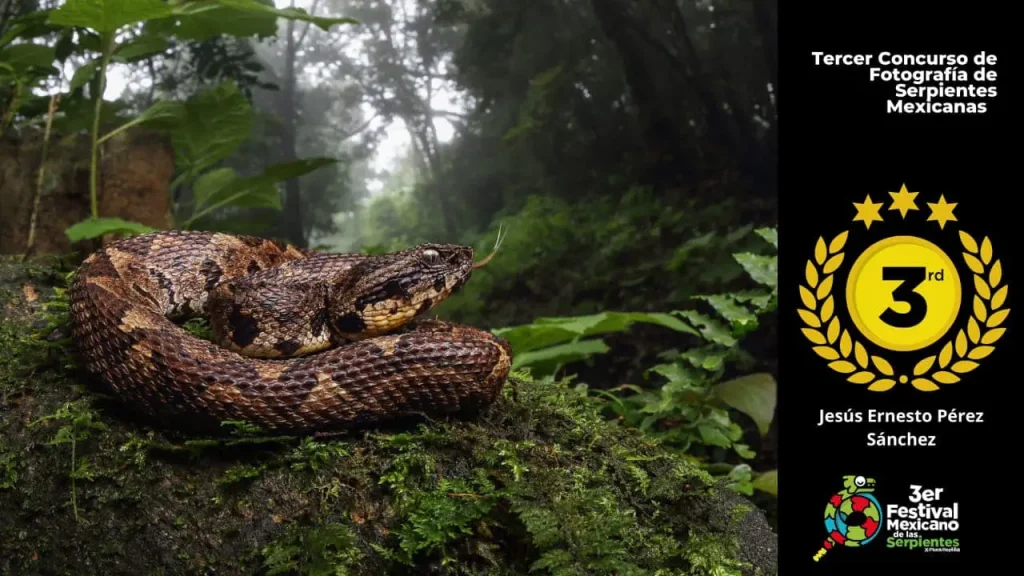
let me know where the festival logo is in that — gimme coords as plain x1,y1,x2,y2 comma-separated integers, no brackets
813,477,962,561
798,184,1010,391
813,475,884,561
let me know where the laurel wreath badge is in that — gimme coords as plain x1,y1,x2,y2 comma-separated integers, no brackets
798,187,1010,391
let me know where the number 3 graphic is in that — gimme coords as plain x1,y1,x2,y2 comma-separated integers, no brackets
880,266,927,327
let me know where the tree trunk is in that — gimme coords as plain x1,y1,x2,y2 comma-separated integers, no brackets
279,14,305,248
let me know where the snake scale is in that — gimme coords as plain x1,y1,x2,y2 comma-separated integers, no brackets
68,230,512,433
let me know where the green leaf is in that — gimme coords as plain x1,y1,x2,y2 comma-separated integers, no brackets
1,12,61,48
136,99,185,127
113,34,169,62
696,422,733,448
48,0,174,34
733,252,777,289
199,0,359,30
675,310,736,347
172,0,357,40
624,312,700,336
491,324,579,354
172,81,252,177
193,167,239,209
733,443,756,459
755,227,777,249
712,373,777,436
752,469,778,496
510,339,609,374
694,294,759,333
213,177,281,210
65,218,156,242
260,157,338,181
0,43,56,70
69,60,98,91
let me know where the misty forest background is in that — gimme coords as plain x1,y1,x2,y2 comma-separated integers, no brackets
1,0,778,521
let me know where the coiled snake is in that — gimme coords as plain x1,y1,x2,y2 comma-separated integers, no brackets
68,230,512,433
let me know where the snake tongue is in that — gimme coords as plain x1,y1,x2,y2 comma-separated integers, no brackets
472,251,496,269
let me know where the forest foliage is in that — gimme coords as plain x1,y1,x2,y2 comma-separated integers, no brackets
1,0,778,505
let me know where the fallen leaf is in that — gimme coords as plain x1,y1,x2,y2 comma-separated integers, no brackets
22,283,38,303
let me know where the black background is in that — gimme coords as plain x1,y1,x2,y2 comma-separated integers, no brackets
780,3,1014,573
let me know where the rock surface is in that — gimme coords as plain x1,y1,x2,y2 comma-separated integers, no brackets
0,257,777,575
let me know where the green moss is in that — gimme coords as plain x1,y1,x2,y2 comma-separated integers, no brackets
0,258,776,575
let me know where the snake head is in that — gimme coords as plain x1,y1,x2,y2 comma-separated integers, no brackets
326,243,474,341
843,475,875,493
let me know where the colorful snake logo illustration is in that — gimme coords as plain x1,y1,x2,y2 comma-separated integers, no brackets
813,475,883,561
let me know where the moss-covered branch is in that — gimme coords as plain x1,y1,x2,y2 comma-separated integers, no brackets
0,257,777,576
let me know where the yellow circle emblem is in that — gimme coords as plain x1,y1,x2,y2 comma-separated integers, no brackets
845,236,961,352
797,186,1011,392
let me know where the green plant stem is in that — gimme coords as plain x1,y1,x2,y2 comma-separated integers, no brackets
96,116,141,145
183,189,249,229
89,33,116,220
70,437,79,523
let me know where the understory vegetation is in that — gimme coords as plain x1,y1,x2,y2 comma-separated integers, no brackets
0,258,776,575
2,0,778,572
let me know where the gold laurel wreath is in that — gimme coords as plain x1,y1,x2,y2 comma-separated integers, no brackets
799,230,1010,391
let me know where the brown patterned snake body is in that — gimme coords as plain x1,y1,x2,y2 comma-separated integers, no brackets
68,230,512,433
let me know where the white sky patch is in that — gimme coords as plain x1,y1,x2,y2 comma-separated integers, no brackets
58,0,461,199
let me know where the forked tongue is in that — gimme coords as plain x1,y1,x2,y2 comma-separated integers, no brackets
472,224,507,269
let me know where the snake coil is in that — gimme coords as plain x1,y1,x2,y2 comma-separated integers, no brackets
69,230,512,433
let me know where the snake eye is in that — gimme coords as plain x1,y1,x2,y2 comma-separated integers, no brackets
855,476,866,486
422,249,441,266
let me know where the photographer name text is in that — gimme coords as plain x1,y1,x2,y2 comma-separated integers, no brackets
816,409,984,447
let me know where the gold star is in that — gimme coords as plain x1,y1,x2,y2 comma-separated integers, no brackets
926,195,958,229
888,184,919,218
852,194,884,229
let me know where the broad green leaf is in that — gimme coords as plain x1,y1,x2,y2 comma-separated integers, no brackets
755,227,777,248
1,12,60,47
730,289,774,313
135,100,186,127
172,0,357,40
648,363,691,384
675,310,736,347
693,294,758,332
752,469,778,496
532,313,619,334
680,347,727,372
733,443,756,459
172,7,278,40
510,339,609,373
260,157,338,181
69,60,98,91
625,312,700,336
48,0,174,34
0,43,56,70
491,324,580,354
530,311,699,338
733,252,777,289
201,0,359,30
113,34,169,62
172,81,252,177
190,173,282,221
193,167,238,209
215,177,281,210
712,373,777,436
65,218,156,242
495,310,700,357
697,422,733,448
52,97,129,134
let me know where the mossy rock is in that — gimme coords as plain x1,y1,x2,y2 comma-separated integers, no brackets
0,256,777,575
